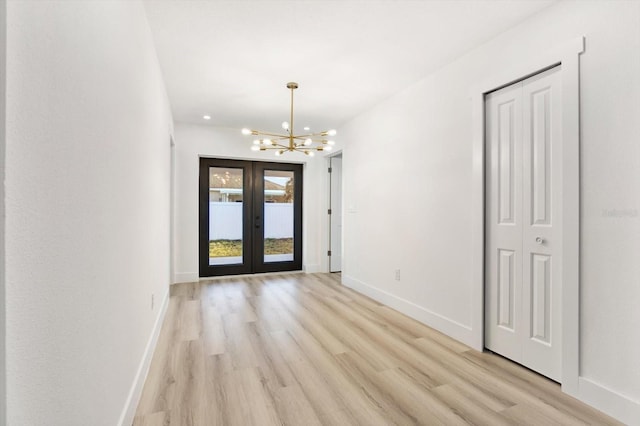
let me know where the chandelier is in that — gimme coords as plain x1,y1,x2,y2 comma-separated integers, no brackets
241,82,336,156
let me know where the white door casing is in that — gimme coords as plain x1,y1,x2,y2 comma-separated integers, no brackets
330,156,342,272
485,66,562,381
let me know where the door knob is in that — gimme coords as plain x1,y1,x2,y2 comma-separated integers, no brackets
535,237,544,245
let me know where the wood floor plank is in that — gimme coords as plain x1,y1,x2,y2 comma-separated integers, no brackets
134,273,621,426
287,287,400,372
272,385,324,426
234,367,282,426
244,321,297,388
375,367,469,425
131,411,168,426
333,351,422,425
200,301,225,356
285,360,358,425
431,383,514,426
270,285,348,355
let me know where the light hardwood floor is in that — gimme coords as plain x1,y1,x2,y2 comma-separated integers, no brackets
133,273,620,426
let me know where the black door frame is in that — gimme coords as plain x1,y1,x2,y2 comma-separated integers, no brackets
199,158,303,277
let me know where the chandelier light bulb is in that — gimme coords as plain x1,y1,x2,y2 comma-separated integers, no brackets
327,140,335,145
263,138,271,145
253,139,260,145
241,128,252,135
325,146,333,151
282,121,289,130
304,138,312,146
275,151,281,156
328,129,337,136
251,145,260,151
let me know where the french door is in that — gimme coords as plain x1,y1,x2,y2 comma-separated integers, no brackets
485,66,562,381
199,158,303,277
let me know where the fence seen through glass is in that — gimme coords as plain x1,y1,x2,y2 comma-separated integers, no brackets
263,170,295,263
208,167,244,265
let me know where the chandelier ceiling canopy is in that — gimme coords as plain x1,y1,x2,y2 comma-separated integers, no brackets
241,82,336,157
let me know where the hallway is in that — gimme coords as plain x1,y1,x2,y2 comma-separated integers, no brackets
133,273,619,425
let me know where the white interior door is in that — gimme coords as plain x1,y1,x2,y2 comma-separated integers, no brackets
485,66,562,381
330,156,342,272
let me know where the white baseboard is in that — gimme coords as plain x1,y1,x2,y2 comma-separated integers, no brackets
117,289,170,426
304,263,322,273
173,271,198,284
341,274,475,348
578,377,640,425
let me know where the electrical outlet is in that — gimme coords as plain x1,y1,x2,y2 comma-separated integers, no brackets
151,294,155,310
394,269,401,281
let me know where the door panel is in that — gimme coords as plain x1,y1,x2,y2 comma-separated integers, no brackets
497,249,515,330
485,66,561,381
200,159,253,276
485,81,523,362
252,162,302,273
498,99,517,225
530,88,552,225
521,67,562,380
530,253,551,343
199,159,302,277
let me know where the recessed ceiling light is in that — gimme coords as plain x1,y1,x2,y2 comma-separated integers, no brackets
303,126,310,131
203,115,211,120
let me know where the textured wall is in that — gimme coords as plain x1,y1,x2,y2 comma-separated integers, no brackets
5,1,172,424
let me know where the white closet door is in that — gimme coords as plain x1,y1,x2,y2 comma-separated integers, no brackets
521,68,562,380
485,66,562,381
485,82,524,363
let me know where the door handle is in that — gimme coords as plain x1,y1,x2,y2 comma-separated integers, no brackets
535,237,544,245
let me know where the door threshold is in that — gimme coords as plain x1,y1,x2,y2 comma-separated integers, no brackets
198,270,305,282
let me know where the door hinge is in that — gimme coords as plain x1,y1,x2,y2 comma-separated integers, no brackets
328,167,332,173
328,209,332,215
327,250,332,256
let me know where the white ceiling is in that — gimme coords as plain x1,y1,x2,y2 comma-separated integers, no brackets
144,0,555,133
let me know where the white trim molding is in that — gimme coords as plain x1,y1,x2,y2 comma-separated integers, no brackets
174,271,199,284
342,274,476,348
304,263,322,274
578,378,640,425
117,289,170,426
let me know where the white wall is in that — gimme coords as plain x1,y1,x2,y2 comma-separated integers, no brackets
5,1,173,425
340,1,640,423
0,1,6,424
173,124,326,283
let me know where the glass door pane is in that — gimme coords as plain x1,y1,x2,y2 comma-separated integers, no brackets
263,170,295,263
208,167,244,266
